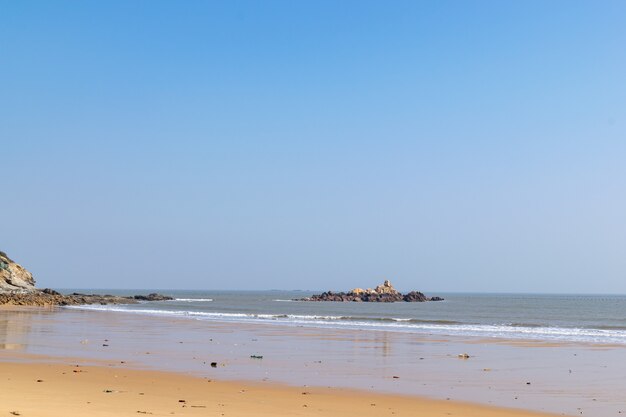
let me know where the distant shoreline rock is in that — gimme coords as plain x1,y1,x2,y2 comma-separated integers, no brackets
298,280,444,303
0,250,173,307
0,291,173,307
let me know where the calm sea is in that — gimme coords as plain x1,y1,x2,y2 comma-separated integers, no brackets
64,290,626,345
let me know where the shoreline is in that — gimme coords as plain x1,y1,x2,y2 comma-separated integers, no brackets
2,306,624,416
66,302,626,349
0,359,562,417
60,292,626,346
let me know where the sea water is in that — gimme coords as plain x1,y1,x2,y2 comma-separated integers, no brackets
65,290,626,345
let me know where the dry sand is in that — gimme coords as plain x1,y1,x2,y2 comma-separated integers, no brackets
0,361,563,417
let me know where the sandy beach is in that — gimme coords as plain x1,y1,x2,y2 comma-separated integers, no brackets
1,360,561,417
4,306,626,416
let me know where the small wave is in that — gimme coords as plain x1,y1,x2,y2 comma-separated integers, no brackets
174,298,214,302
64,305,626,345
589,324,626,331
338,316,462,325
507,322,543,328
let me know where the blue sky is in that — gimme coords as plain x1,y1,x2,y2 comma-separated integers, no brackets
2,1,625,292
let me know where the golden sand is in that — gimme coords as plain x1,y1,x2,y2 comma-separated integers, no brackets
0,361,563,417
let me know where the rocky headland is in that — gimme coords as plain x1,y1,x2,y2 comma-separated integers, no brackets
0,251,172,306
300,280,444,303
0,251,35,292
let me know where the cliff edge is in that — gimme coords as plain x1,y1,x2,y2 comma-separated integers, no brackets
0,251,36,293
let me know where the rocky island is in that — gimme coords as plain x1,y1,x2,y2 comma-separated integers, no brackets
0,250,173,306
299,280,443,302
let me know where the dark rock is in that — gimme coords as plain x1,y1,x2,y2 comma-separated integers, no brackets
299,280,443,303
0,291,139,307
402,291,428,302
133,293,174,301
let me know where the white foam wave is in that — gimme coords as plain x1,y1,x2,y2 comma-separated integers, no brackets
174,298,214,302
64,305,626,345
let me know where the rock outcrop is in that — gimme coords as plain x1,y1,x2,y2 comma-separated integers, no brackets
132,293,174,301
0,250,173,306
1,291,137,307
299,280,443,303
0,251,36,292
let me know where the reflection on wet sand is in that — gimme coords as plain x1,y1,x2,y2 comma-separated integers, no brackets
0,308,36,350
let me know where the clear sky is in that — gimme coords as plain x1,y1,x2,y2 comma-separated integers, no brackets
1,1,625,292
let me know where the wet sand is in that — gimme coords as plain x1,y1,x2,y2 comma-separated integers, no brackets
0,361,560,417
2,306,625,416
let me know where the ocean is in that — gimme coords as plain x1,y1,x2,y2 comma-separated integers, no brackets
65,290,626,345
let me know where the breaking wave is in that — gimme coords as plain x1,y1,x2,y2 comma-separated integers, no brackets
65,304,626,345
